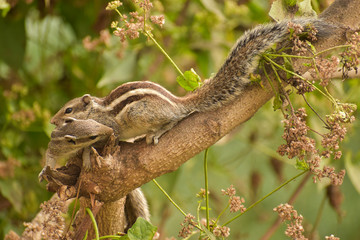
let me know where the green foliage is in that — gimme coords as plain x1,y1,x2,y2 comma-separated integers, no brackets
120,217,157,240
176,68,202,91
269,0,316,21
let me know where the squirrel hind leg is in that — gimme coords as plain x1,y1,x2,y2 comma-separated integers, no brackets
146,121,179,144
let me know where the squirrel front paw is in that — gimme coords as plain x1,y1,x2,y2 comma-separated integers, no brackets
38,166,49,182
82,147,92,172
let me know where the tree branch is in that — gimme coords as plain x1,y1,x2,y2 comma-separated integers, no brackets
40,0,360,237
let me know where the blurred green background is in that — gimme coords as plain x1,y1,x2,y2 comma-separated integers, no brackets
0,0,359,239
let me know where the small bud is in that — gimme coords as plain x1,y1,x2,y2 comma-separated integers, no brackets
106,1,122,10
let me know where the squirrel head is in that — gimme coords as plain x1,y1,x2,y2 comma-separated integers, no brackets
46,118,113,167
51,94,93,126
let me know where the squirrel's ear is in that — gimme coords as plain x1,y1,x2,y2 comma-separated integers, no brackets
82,94,91,105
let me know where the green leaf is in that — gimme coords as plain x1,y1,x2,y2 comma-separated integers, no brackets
283,56,294,79
124,217,157,240
284,0,297,7
306,40,317,54
270,0,316,21
269,0,286,22
201,225,216,240
298,0,317,17
119,235,130,240
176,68,201,91
273,93,282,111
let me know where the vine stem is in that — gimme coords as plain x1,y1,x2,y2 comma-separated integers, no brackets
265,53,313,59
152,179,187,217
302,94,330,129
260,172,311,240
204,148,210,229
86,208,99,240
113,8,185,78
263,55,335,104
269,59,296,115
144,30,185,78
314,44,351,56
152,179,202,231
265,44,350,59
98,236,121,240
64,178,82,238
214,202,230,227
222,170,309,226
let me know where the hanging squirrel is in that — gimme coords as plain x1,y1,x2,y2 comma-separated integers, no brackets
38,118,150,230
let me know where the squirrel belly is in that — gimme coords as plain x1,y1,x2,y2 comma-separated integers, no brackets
50,18,332,144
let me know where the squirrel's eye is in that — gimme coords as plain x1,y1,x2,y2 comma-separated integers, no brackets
65,108,73,114
89,136,98,140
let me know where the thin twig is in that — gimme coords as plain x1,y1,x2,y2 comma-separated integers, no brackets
222,170,308,226
260,172,312,240
204,148,210,230
64,178,83,238
302,94,330,129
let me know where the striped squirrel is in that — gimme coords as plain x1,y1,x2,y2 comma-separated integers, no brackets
50,18,331,144
38,118,150,229
38,118,113,182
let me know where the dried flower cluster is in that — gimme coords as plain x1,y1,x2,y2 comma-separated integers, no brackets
213,226,230,238
321,104,356,158
106,0,165,42
197,188,210,198
286,23,340,94
39,198,67,239
289,75,316,94
341,32,360,75
313,56,340,87
82,29,111,51
289,56,339,93
105,0,122,10
222,185,246,213
275,26,359,187
325,234,340,240
313,166,346,186
273,203,307,240
277,108,316,160
274,203,340,240
178,214,196,238
277,107,349,186
288,22,317,56
22,197,67,239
